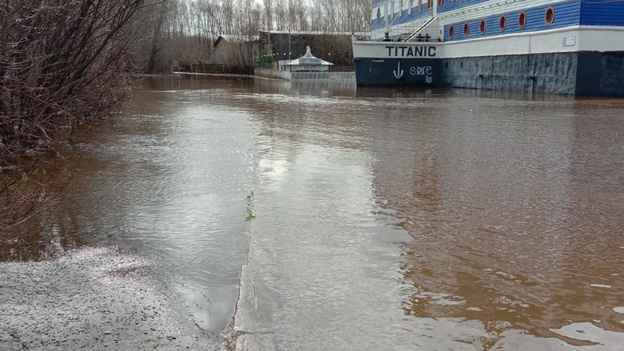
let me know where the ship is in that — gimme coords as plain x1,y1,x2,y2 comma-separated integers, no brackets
352,0,624,96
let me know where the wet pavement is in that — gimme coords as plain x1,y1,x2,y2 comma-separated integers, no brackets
0,247,215,350
2,77,624,350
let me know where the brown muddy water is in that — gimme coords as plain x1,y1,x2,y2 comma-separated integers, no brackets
2,76,624,350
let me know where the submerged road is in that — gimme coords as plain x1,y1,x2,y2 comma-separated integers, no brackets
2,77,624,350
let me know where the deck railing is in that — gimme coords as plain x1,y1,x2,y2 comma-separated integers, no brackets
330,72,355,80
291,72,331,80
254,68,355,81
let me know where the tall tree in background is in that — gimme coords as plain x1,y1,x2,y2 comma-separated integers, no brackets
264,0,274,33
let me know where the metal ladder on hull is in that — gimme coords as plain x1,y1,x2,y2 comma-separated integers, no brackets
402,16,436,42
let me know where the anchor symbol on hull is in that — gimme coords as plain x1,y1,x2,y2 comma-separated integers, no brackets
393,61,404,79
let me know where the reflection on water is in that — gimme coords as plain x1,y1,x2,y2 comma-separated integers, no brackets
3,76,624,349
365,95,624,348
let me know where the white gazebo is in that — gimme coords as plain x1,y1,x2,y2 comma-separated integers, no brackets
282,47,333,79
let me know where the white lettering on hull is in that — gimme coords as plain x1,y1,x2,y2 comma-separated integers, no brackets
385,46,437,57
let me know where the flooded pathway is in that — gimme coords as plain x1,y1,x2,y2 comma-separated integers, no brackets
3,77,624,350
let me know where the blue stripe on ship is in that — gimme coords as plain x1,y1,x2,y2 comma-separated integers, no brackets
372,0,513,31
372,0,624,31
372,0,387,7
370,0,624,39
371,7,433,31
444,0,581,42
437,0,499,14
580,0,624,26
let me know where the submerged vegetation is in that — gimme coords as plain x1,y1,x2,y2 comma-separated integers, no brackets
1,0,151,229
246,192,255,221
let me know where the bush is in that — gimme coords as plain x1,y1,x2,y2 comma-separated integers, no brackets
0,0,146,230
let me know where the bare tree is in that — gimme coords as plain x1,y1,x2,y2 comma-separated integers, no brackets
264,0,275,31
1,0,157,230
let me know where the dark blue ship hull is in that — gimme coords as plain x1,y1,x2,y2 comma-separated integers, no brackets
354,57,442,87
355,52,624,96
441,51,624,97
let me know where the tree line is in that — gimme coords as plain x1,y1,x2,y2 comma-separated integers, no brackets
139,0,371,73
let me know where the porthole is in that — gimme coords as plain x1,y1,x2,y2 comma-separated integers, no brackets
519,12,527,29
499,15,506,31
463,22,469,36
480,20,486,34
545,7,555,25
449,26,454,39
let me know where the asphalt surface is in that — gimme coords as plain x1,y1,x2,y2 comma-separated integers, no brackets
0,247,219,350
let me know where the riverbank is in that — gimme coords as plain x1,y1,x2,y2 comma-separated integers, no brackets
0,247,217,350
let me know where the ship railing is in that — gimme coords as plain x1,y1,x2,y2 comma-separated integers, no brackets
402,16,436,42
291,72,331,80
399,33,439,42
330,72,355,80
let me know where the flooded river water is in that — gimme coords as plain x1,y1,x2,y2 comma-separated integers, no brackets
3,77,624,350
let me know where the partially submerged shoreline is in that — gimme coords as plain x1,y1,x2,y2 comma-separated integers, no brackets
0,247,218,350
